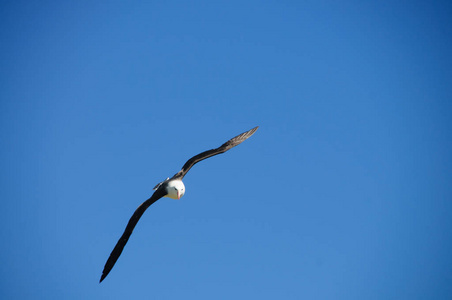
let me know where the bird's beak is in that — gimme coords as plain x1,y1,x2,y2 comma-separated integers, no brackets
177,190,181,200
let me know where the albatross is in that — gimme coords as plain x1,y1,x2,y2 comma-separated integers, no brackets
100,126,258,282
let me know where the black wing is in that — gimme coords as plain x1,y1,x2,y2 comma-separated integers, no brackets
172,126,258,180
99,187,167,282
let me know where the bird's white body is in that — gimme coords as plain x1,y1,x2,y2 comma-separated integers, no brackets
165,179,185,199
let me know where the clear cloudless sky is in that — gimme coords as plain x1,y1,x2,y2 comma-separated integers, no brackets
1,1,451,299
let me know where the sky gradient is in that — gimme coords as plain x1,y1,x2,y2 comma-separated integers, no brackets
1,1,451,299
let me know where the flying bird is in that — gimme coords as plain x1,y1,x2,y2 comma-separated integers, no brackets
100,126,258,282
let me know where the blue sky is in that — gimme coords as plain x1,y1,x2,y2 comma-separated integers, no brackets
1,1,451,299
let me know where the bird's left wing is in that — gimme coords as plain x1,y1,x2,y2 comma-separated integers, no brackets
172,126,258,179
100,187,167,282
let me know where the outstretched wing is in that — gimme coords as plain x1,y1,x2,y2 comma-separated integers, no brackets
172,126,258,180
99,187,167,282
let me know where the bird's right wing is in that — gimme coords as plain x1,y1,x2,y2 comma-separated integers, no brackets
100,187,167,282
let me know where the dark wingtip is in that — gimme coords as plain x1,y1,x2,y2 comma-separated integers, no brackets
99,273,106,283
241,126,259,139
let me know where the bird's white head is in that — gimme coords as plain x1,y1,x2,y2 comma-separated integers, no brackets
165,179,185,200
